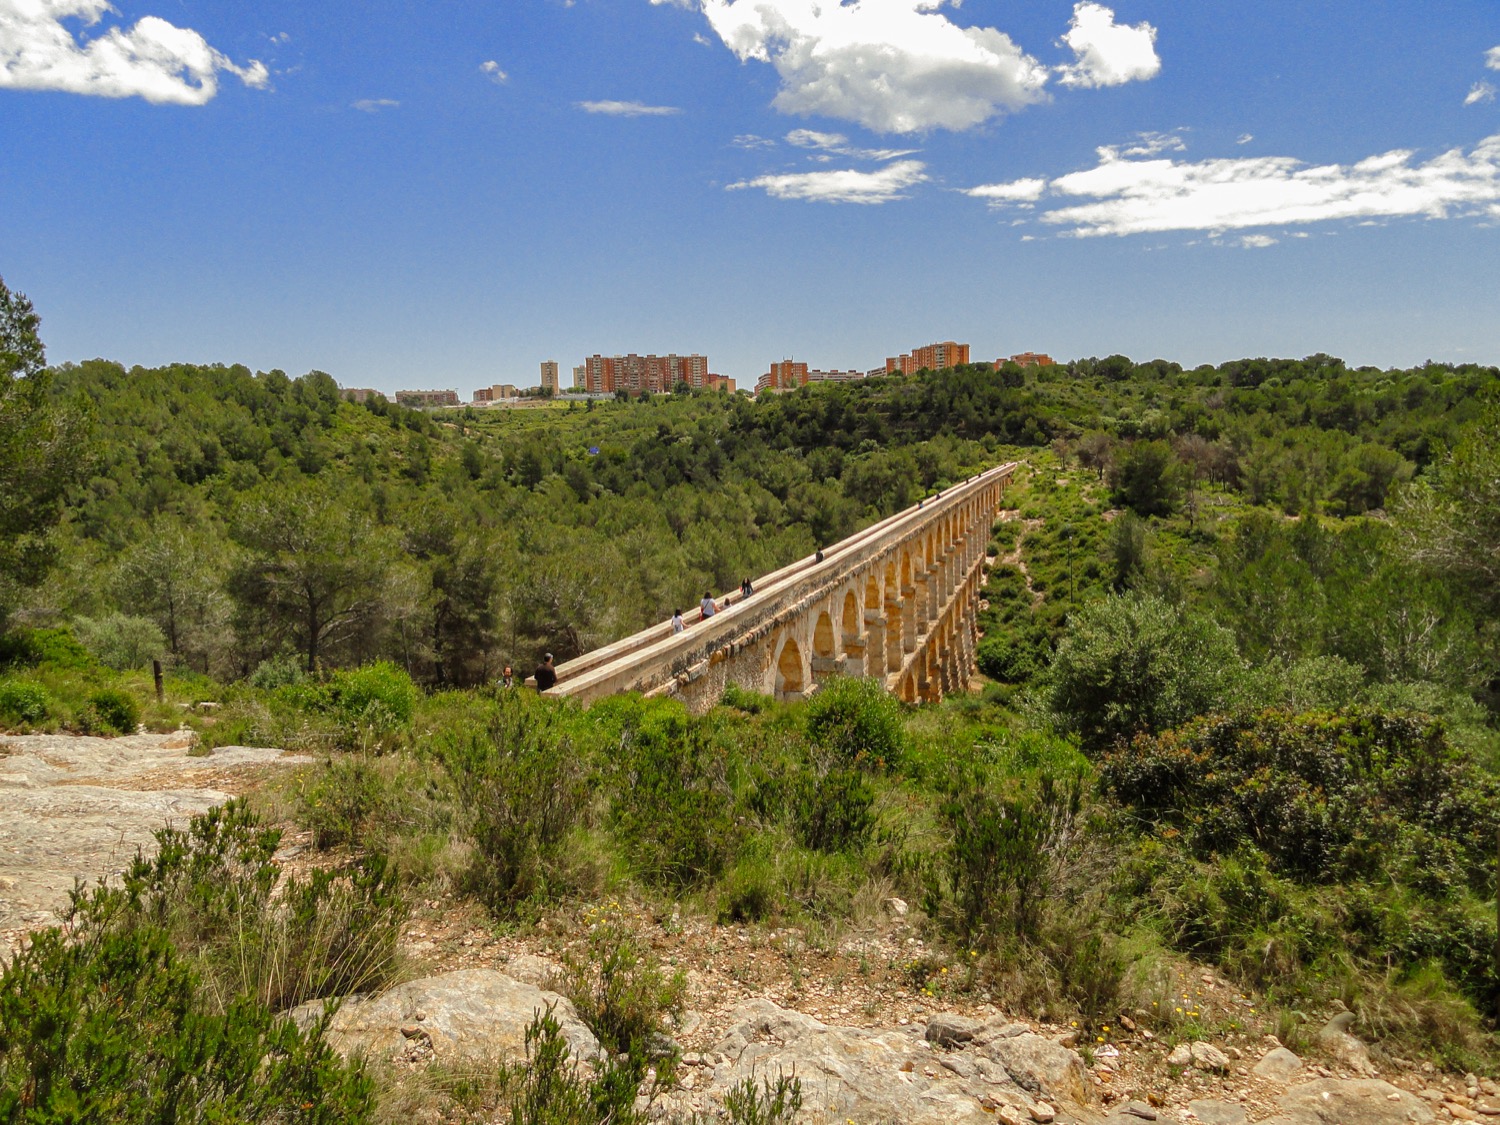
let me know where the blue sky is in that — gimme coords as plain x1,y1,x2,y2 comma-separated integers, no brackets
2,1,1498,393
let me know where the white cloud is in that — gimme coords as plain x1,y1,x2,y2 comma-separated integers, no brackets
1487,45,1500,70
1465,81,1494,107
732,132,776,149
964,177,1047,204
577,99,681,116
1236,133,1253,145
968,133,1500,239
481,59,508,84
662,0,1052,134
1238,234,1277,248
784,127,917,161
352,98,399,112
1116,130,1186,158
1056,1,1160,88
0,0,267,104
728,159,928,203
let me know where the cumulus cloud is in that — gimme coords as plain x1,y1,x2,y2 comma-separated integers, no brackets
1488,45,1500,70
352,97,399,112
1238,234,1277,248
728,159,928,203
0,0,268,104
659,0,1054,133
577,99,681,116
784,127,917,160
964,177,1047,204
655,0,1159,133
967,133,1500,238
1056,1,1160,88
1466,81,1494,106
481,59,508,84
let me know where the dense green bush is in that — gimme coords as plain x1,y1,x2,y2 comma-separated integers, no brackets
1047,592,1240,751
1107,710,1500,1034
788,766,875,853
439,696,590,914
804,675,907,771
328,661,418,726
0,627,94,671
609,705,741,890
79,686,140,735
0,908,374,1123
0,677,51,726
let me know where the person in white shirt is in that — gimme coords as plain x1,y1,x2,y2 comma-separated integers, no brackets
700,592,717,620
672,609,684,633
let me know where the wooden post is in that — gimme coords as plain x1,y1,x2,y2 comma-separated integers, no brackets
152,659,164,704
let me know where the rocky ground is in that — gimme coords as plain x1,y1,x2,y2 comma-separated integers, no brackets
0,729,309,959
2,731,1492,1123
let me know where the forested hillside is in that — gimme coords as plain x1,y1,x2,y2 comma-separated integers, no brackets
6,348,1495,692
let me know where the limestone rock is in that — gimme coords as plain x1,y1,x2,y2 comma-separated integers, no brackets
1253,1047,1306,1084
654,999,1009,1125
1316,1011,1375,1076
288,969,601,1064
1168,1044,1194,1067
1190,1099,1249,1125
927,1013,984,1048
1262,1078,1435,1125
981,1033,1096,1105
1190,1042,1233,1073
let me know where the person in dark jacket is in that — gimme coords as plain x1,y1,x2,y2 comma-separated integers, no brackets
533,653,557,691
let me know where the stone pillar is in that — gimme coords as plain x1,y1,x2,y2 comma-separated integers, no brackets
913,570,931,636
842,632,867,678
811,656,842,688
901,586,918,655
864,610,886,678
886,599,904,674
927,556,942,621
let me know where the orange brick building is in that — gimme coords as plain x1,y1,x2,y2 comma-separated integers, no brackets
886,341,970,375
583,353,711,394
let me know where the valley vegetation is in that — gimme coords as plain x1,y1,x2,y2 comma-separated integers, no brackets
5,271,1500,1120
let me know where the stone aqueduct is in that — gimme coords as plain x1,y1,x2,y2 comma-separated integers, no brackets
544,463,1017,710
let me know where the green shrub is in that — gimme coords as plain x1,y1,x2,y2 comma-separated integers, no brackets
609,707,741,890
976,629,1049,684
789,766,875,853
1107,710,1500,1037
0,677,51,726
328,661,418,726
298,753,453,854
0,627,94,671
0,908,375,1123
724,1072,805,1125
804,675,907,772
556,910,685,1061
123,799,406,1012
1047,592,1240,751
79,686,141,735
721,682,773,713
439,696,590,914
71,612,166,671
248,653,306,690
499,1006,657,1125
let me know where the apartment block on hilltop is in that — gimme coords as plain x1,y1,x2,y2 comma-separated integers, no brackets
886,341,970,375
472,384,520,403
540,360,559,394
583,353,711,394
395,389,459,408
1001,352,1056,368
756,361,866,395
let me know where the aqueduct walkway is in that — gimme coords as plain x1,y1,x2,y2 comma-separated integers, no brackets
544,462,1017,710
